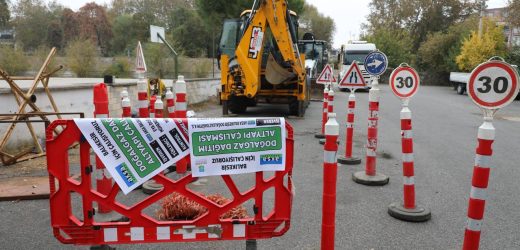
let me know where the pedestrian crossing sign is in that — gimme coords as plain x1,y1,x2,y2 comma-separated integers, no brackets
339,61,366,88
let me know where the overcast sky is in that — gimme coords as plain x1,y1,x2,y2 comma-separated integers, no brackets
47,0,510,48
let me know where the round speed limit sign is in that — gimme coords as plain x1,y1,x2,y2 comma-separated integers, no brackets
390,65,420,99
468,60,520,109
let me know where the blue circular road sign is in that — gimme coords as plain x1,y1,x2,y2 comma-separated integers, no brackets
364,51,388,76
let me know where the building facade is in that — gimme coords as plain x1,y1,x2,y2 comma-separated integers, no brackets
484,7,520,48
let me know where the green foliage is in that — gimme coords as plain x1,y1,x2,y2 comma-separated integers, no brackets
365,0,478,50
12,0,53,50
417,17,478,73
144,42,176,78
0,0,10,28
170,7,210,57
193,59,212,78
31,45,59,72
364,28,413,68
509,0,520,28
65,39,99,77
195,0,305,37
298,3,336,47
456,19,507,71
103,57,132,78
0,45,29,75
506,46,520,66
110,14,136,55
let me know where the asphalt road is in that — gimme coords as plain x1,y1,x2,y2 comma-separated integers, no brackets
1,85,520,249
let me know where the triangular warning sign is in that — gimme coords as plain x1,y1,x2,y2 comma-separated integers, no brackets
316,64,336,84
135,41,147,73
339,61,366,88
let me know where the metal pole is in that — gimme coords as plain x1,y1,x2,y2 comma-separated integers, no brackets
212,32,215,78
478,0,486,38
157,34,179,79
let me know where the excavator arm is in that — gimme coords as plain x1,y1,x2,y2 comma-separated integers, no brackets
235,0,306,98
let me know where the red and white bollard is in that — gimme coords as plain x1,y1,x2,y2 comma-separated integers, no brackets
120,87,128,100
320,88,336,145
338,91,361,165
154,98,164,118
175,75,187,119
121,96,131,118
149,95,157,118
388,100,431,222
353,77,389,186
166,87,175,118
462,117,495,250
321,112,339,250
93,83,113,214
175,76,188,174
315,85,329,139
137,78,149,118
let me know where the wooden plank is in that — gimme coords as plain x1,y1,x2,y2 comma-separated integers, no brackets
0,176,50,201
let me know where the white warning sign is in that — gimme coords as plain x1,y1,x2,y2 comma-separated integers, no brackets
316,64,336,84
339,61,366,89
135,41,147,73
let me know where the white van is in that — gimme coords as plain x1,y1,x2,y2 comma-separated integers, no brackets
338,41,376,91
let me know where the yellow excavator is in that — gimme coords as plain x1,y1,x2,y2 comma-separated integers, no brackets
218,0,310,117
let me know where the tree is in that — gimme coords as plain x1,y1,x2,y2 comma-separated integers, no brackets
110,0,192,27
61,8,80,47
456,18,507,71
12,0,52,50
298,3,336,46
144,42,176,78
77,3,113,56
365,0,479,50
169,7,210,57
506,46,520,66
363,28,414,68
417,16,478,73
110,14,136,55
0,46,29,75
66,39,99,77
195,0,305,38
509,0,520,28
0,0,10,28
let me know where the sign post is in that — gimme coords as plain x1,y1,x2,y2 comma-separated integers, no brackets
315,65,335,139
353,51,389,186
387,63,431,222
337,61,366,165
462,58,519,250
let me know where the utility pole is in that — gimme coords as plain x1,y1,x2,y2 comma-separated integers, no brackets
478,0,487,38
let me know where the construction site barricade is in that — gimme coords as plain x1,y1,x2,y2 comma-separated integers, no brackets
45,119,294,246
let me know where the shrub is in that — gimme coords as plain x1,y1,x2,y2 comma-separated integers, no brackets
103,57,132,78
65,39,98,77
31,45,59,73
193,59,212,78
456,18,507,71
0,46,29,75
506,46,520,66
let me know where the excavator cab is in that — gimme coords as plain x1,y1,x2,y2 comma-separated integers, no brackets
219,19,242,60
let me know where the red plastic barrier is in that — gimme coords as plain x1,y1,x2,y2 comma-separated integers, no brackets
45,120,294,246
93,83,112,213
